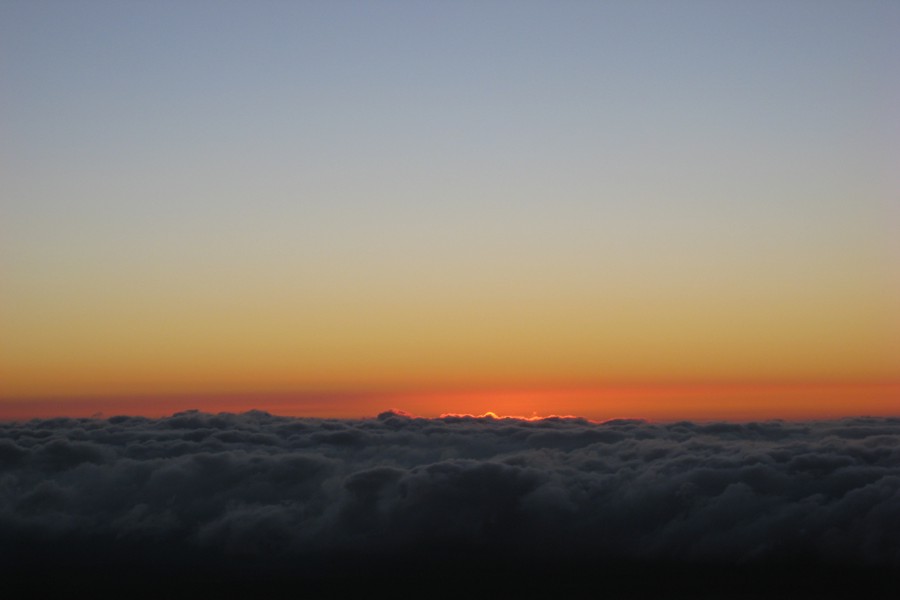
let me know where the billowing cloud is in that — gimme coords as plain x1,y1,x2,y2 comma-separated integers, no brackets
3,411,899,595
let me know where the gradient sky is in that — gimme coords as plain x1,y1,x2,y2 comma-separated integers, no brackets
2,1,898,420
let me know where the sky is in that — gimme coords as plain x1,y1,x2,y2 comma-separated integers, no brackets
2,1,899,420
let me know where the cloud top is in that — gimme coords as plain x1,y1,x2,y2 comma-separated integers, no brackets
3,410,900,593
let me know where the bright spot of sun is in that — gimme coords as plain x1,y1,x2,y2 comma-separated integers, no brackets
435,410,586,422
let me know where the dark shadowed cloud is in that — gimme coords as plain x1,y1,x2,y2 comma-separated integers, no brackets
3,411,900,597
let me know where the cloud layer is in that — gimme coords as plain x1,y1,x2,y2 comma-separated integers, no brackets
3,410,900,594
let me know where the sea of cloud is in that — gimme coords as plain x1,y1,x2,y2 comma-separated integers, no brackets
2,410,899,592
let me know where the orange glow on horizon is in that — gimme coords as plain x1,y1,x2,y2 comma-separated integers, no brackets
1,382,897,422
